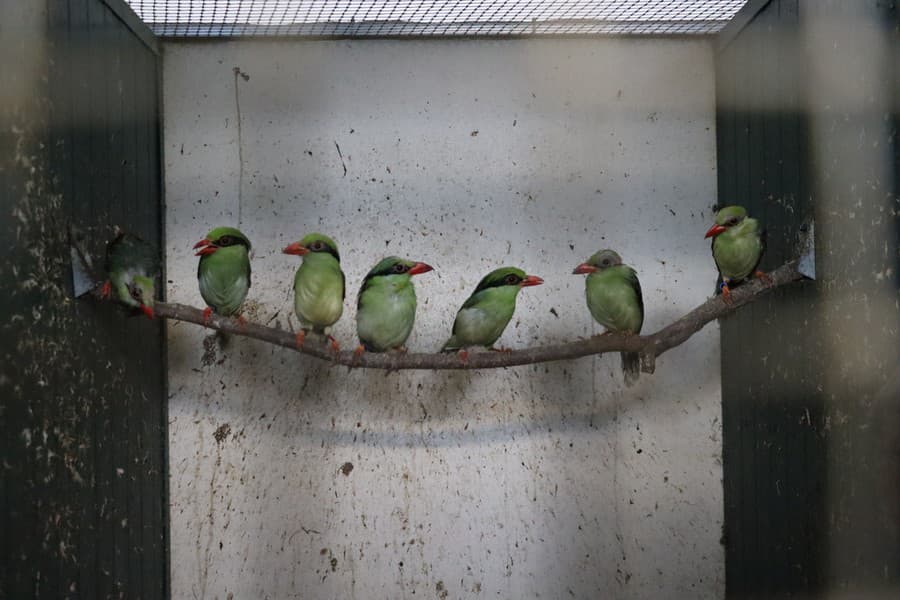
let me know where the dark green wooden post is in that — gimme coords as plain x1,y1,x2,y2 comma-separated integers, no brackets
716,0,899,596
1,1,167,597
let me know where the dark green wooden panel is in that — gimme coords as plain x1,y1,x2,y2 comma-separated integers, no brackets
716,0,899,597
0,1,166,598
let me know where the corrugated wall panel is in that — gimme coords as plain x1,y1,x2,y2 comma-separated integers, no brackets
716,0,899,596
0,1,166,598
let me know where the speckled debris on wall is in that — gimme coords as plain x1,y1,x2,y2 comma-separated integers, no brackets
716,0,900,594
1,1,167,597
164,38,724,599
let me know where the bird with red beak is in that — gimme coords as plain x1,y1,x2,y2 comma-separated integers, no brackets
573,249,643,385
705,205,767,301
441,267,543,360
281,233,344,351
194,226,252,324
101,232,158,319
355,256,434,353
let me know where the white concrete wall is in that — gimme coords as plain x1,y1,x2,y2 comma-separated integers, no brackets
163,38,722,599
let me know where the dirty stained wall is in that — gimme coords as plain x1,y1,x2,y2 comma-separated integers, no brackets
163,38,723,598
717,0,900,595
1,0,167,597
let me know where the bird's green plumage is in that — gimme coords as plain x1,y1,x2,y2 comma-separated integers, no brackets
106,232,158,310
585,269,643,335
290,233,344,332
579,249,644,385
356,257,421,352
442,267,528,351
710,205,763,283
197,227,251,316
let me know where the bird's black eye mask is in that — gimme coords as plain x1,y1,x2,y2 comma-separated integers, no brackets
127,283,142,301
725,216,743,227
213,235,250,249
504,274,522,285
309,240,340,261
392,263,409,274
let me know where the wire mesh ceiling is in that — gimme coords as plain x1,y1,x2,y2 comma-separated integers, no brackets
124,1,749,37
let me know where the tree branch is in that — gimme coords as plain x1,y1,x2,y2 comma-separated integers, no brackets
154,260,804,371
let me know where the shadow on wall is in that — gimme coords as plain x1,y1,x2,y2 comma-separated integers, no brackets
175,331,714,448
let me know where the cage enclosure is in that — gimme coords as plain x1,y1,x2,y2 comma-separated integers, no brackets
1,1,897,599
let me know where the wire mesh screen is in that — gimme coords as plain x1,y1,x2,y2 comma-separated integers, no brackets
124,1,748,37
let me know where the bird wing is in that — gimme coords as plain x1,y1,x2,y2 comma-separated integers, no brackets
356,281,416,350
458,287,488,314
449,287,516,347
586,268,643,334
357,277,373,310
712,225,765,293
108,232,158,276
198,248,250,315
626,267,644,331
756,228,767,273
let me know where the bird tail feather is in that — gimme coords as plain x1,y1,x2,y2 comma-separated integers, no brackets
621,351,640,387
216,330,231,349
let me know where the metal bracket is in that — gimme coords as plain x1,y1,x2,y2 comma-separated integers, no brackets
68,224,100,297
796,220,816,280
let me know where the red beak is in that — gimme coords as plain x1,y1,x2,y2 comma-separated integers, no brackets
407,262,433,276
140,304,155,319
572,263,598,275
282,242,309,255
193,238,217,256
704,224,727,239
520,275,544,287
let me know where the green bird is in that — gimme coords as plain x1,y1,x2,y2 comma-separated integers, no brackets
704,205,766,301
355,256,433,353
101,232,158,319
441,267,543,361
193,226,252,324
282,233,345,351
574,249,644,386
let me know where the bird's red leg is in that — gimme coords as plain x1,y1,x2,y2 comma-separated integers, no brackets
295,330,306,349
99,280,112,299
235,315,247,329
202,307,213,326
720,282,733,305
458,349,469,365
353,344,366,358
327,335,341,353
490,346,513,353
754,270,773,286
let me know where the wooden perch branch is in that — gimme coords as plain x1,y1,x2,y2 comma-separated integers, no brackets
154,260,804,371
